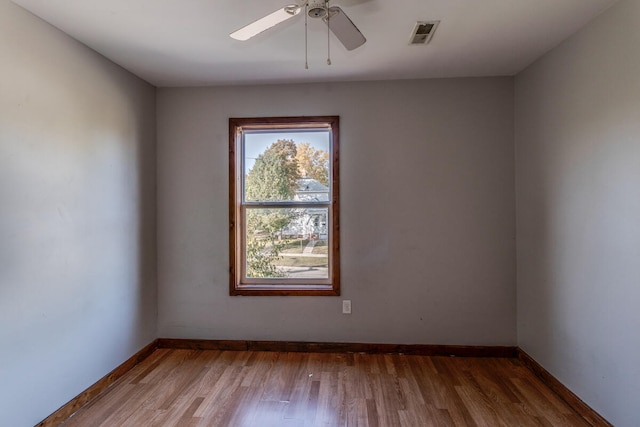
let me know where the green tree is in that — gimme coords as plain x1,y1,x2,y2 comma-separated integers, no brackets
295,142,329,186
244,140,302,277
246,139,300,201
245,238,281,278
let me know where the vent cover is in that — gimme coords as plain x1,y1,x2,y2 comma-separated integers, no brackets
410,21,439,45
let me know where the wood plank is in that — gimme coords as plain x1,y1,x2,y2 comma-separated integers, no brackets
517,349,613,427
37,340,158,427
511,377,591,426
40,343,611,426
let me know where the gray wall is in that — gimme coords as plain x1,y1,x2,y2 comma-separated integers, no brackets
157,78,516,345
0,2,157,426
515,0,640,425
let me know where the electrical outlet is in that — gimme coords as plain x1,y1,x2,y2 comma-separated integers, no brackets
342,300,352,314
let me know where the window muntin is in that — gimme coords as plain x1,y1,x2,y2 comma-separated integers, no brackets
229,117,339,296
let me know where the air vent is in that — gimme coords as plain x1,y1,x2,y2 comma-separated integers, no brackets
410,21,439,45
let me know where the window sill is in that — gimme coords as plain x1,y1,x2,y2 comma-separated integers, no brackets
231,283,339,296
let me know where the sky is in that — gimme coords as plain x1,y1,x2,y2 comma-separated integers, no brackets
243,130,330,175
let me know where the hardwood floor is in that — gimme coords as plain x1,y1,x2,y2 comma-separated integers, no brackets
61,349,596,426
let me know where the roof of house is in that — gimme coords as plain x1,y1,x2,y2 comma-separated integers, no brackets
297,178,329,194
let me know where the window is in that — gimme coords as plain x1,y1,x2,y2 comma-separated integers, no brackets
229,116,340,296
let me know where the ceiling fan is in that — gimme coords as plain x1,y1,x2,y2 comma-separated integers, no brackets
230,0,366,57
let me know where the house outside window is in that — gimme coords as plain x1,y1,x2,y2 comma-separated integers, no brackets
229,117,340,296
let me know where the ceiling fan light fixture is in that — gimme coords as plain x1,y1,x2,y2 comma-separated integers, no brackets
308,0,328,18
230,0,366,59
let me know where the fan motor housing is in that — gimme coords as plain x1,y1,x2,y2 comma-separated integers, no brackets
308,0,327,18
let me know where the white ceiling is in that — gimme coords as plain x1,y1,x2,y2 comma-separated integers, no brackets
13,0,617,87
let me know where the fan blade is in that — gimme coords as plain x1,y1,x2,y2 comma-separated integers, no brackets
230,5,302,41
323,6,366,51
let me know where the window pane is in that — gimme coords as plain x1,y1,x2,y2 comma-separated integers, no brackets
244,130,330,203
230,116,339,296
245,207,329,279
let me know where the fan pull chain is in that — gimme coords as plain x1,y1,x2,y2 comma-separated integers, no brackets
305,4,309,69
326,1,331,65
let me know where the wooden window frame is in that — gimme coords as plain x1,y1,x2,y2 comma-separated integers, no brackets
229,116,340,296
